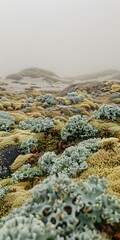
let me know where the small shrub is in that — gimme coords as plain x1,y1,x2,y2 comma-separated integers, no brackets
0,111,15,131
110,93,120,99
19,117,55,132
66,92,85,104
92,104,120,121
50,138,101,177
10,164,40,183
38,151,57,176
0,97,9,102
20,137,39,154
36,94,57,106
26,97,33,103
37,138,101,178
61,115,97,141
0,186,10,202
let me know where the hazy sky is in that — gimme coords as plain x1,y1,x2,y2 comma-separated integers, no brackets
0,0,120,77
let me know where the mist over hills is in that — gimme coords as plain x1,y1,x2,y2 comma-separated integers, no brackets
6,68,59,80
0,67,120,93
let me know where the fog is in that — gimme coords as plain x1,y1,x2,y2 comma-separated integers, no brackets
0,0,120,77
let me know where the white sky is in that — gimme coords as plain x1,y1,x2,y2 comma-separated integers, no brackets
0,0,120,77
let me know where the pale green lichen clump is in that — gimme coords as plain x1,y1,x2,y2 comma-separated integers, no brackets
19,117,55,132
93,104,120,121
0,174,120,239
0,111,15,131
61,115,97,141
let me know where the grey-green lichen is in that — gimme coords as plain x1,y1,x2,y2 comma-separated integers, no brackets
0,174,120,239
61,115,97,141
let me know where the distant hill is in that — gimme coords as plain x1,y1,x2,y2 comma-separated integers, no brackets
66,69,120,81
1,68,120,93
6,68,59,80
3,68,70,93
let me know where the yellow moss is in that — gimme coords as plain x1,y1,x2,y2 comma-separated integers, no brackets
0,130,35,150
11,101,21,110
90,119,120,137
64,99,71,105
30,112,44,118
12,129,34,142
15,104,22,110
0,131,10,137
10,112,28,123
0,102,3,110
98,137,119,150
108,125,120,135
0,135,19,150
2,101,12,108
10,154,34,171
34,102,43,107
76,89,87,94
12,129,31,135
78,103,91,109
60,108,73,117
32,90,42,97
54,116,67,123
0,178,10,187
52,120,65,131
0,186,31,217
56,96,65,102
107,166,120,182
79,142,120,197
107,167,120,197
110,83,120,92
111,98,120,104
35,124,62,153
87,144,120,168
83,99,98,109
35,106,48,116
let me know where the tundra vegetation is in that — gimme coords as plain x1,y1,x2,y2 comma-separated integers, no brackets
0,80,120,239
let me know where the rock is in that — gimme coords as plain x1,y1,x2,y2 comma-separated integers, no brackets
0,146,21,178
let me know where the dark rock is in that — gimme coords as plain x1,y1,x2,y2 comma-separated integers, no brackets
0,146,21,178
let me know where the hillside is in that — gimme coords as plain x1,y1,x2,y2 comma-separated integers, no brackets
66,69,120,81
1,68,71,93
6,68,59,80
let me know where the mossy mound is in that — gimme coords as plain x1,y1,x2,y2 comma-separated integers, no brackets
80,138,120,197
0,185,31,218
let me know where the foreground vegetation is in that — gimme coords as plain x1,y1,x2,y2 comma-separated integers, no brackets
0,80,120,239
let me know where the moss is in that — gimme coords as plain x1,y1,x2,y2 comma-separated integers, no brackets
77,102,91,110
52,120,64,131
0,129,37,150
79,141,120,197
35,122,63,153
0,136,19,150
0,178,10,187
30,112,44,118
64,99,71,105
54,116,67,123
98,137,119,150
110,83,120,92
0,132,10,137
87,143,120,168
83,99,98,109
0,103,3,110
10,154,35,172
2,101,12,109
0,186,31,218
10,112,28,124
90,119,120,137
11,101,21,109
